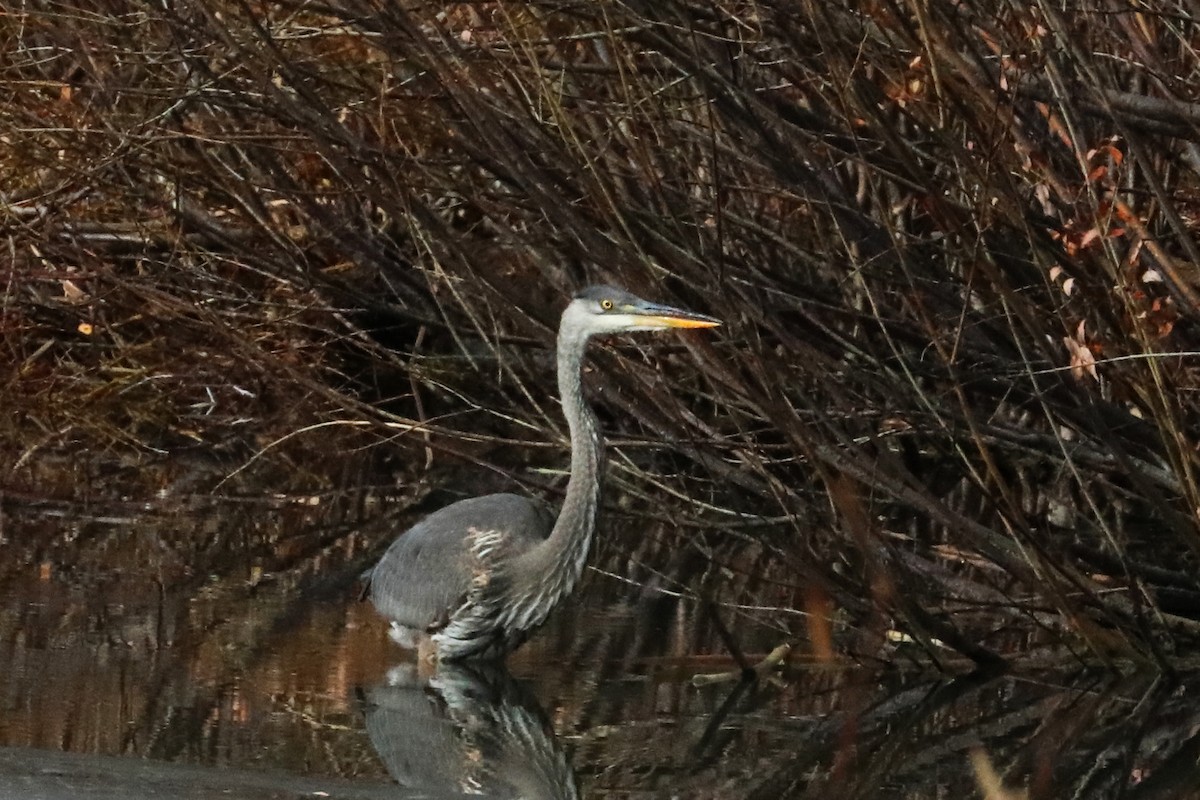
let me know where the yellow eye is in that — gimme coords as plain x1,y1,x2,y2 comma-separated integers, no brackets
600,299,614,310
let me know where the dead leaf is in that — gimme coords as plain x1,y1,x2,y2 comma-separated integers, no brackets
970,748,1028,799
60,279,89,304
1063,320,1098,382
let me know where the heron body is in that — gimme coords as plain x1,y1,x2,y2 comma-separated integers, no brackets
364,285,719,661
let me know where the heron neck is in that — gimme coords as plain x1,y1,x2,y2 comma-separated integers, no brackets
553,327,604,557
511,326,603,614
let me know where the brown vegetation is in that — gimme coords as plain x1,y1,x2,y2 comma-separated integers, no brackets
6,1,1200,676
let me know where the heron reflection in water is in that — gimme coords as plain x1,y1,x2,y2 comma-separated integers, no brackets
363,286,720,661
363,663,577,799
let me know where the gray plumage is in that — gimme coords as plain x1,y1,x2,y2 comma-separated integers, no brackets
363,285,720,661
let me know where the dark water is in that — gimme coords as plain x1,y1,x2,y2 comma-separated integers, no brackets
3,480,1200,799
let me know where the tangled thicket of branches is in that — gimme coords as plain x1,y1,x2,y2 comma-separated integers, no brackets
6,0,1200,667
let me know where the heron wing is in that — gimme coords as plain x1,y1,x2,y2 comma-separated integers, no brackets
366,493,552,632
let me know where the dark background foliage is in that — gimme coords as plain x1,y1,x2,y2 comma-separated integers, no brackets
6,0,1200,668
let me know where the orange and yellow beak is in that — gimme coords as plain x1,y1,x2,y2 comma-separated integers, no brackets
632,303,722,330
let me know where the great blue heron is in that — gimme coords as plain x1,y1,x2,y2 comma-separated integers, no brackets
363,285,720,661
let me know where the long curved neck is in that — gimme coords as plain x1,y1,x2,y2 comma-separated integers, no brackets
509,324,603,616
550,325,604,564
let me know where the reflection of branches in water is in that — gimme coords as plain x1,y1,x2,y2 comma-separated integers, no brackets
9,491,1200,798
0,493,404,769
525,612,1200,800
667,669,1200,800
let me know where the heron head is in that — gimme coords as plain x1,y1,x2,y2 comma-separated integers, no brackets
565,285,721,337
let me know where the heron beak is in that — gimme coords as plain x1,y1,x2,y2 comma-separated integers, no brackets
655,315,722,329
635,304,722,329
